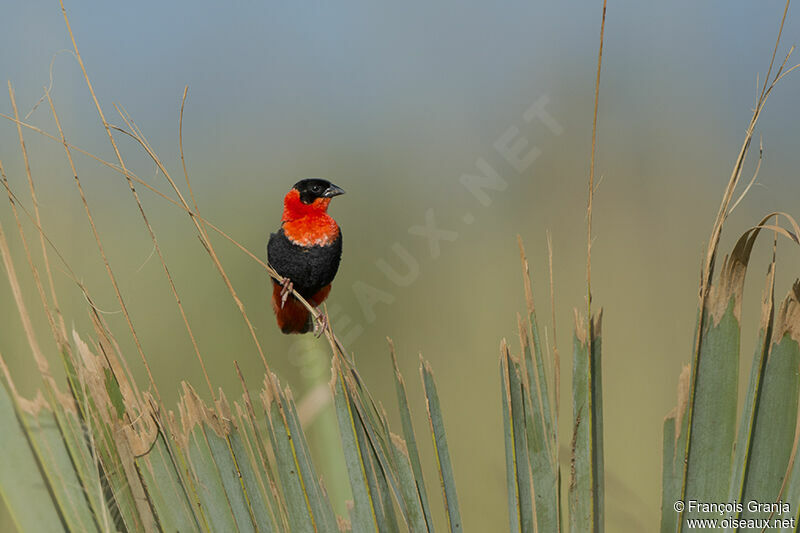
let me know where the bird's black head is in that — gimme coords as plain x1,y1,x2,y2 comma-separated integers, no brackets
292,178,346,204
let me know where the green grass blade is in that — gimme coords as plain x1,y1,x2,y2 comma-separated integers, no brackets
739,286,800,523
50,394,117,530
21,407,101,533
389,433,428,532
228,429,276,533
261,377,316,533
332,359,379,532
282,386,339,532
0,381,68,533
660,416,678,533
682,303,740,523
136,431,203,533
781,415,800,532
353,410,399,532
71,332,157,532
518,318,561,532
518,238,555,459
590,315,604,532
420,358,462,533
569,313,603,533
185,424,239,532
725,263,776,529
230,402,280,533
500,348,522,533
235,378,289,531
56,343,120,529
335,364,410,528
0,364,110,533
680,233,764,527
569,323,589,533
660,366,689,533
205,431,258,533
179,386,243,533
504,345,535,533
389,339,435,532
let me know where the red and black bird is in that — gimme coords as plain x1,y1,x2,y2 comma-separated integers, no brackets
267,179,345,334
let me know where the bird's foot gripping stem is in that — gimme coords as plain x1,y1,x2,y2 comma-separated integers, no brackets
279,278,294,308
313,311,328,338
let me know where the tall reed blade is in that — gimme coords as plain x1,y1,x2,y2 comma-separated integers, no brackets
569,312,603,533
421,358,462,533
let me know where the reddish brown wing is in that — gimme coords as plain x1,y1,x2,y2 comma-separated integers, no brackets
270,282,333,334
271,281,311,333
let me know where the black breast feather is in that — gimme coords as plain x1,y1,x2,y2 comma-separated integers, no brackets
267,228,342,297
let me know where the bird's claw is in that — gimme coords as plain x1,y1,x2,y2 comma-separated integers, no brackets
280,278,293,308
313,312,328,338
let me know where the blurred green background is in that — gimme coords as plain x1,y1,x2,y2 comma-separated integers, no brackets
2,1,800,531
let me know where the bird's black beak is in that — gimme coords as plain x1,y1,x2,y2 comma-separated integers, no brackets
322,184,346,198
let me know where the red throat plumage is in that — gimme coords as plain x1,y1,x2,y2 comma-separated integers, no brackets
281,189,340,246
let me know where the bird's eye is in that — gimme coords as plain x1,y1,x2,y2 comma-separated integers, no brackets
311,185,321,193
